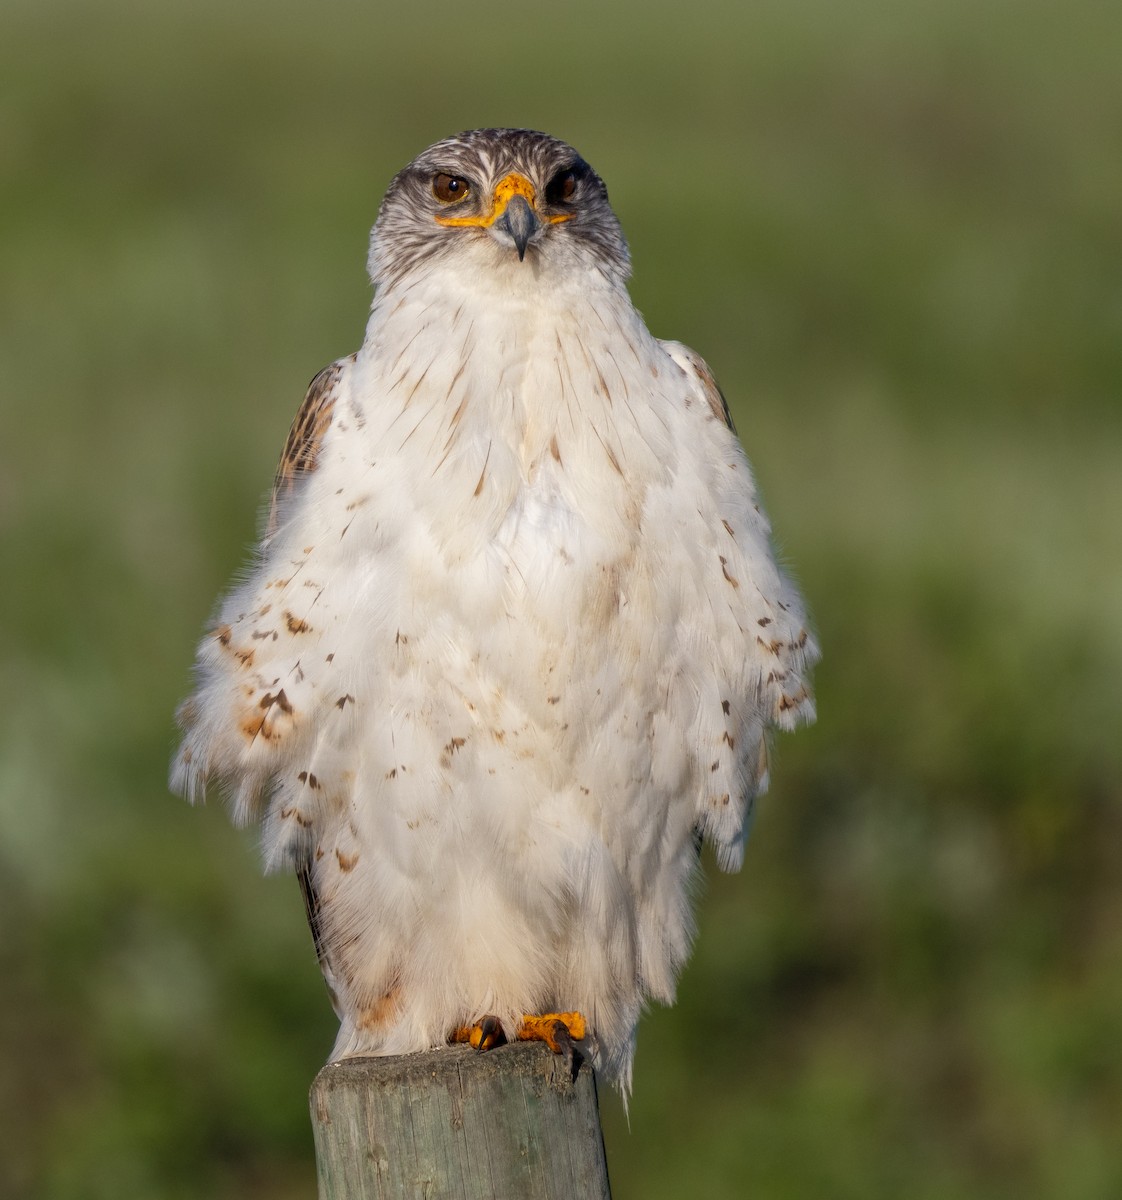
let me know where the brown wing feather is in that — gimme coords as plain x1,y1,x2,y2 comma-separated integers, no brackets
298,864,343,1017
298,864,328,964
266,356,353,536
685,348,737,432
701,368,736,432
662,341,737,433
265,357,352,1002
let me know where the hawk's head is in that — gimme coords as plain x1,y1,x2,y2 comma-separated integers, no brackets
368,129,630,289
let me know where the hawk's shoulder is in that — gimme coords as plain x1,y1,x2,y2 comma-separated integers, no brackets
267,355,356,536
658,339,736,433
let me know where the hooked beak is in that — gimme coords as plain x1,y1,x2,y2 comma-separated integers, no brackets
494,194,539,262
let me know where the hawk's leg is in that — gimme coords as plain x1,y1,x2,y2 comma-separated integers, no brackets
449,1011,586,1054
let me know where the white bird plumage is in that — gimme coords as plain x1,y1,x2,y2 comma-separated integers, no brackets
171,128,817,1092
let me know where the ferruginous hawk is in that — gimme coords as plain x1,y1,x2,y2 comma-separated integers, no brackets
171,128,818,1091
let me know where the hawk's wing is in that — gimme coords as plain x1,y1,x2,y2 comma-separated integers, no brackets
266,357,352,538
666,338,817,730
265,357,353,1015
298,863,343,1018
660,337,818,867
658,340,737,432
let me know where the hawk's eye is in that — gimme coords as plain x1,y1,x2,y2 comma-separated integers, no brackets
432,174,471,204
545,168,578,205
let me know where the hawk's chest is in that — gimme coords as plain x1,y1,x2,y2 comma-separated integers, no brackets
339,286,660,620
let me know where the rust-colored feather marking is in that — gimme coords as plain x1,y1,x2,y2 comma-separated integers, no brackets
268,356,355,536
777,687,810,713
280,805,314,827
440,735,467,769
473,439,492,497
357,984,402,1032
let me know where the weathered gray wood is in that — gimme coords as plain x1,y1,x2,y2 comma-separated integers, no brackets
310,1042,612,1200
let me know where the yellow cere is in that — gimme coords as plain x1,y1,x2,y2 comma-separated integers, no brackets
435,172,573,228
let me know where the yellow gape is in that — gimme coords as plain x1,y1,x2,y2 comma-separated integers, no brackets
434,172,572,228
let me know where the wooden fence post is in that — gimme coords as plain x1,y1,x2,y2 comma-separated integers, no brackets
309,1041,612,1199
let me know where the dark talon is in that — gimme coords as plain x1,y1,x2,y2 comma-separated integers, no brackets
476,1014,506,1053
548,1019,573,1057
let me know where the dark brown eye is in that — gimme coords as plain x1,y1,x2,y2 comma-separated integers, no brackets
545,168,578,205
433,173,471,204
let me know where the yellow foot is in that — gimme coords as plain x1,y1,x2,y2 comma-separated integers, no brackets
517,1011,587,1054
449,1011,587,1055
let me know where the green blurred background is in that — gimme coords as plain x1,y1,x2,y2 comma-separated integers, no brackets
3,0,1120,1195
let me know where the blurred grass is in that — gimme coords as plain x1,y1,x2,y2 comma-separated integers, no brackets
3,0,1121,1196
